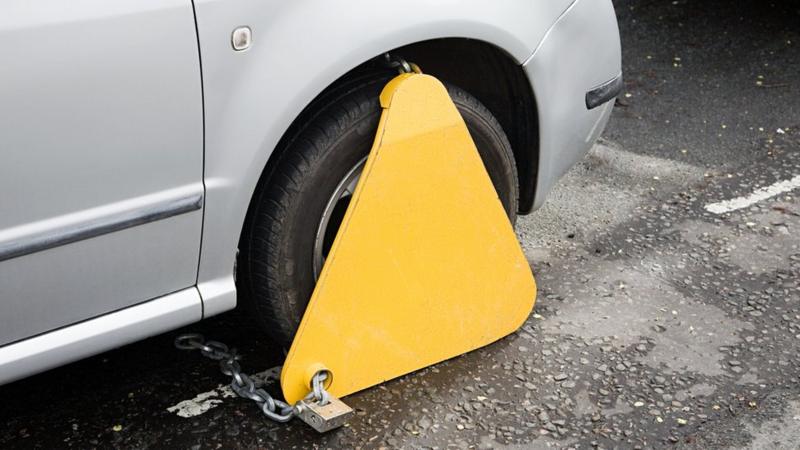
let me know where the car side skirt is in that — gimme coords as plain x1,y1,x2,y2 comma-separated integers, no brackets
0,287,202,386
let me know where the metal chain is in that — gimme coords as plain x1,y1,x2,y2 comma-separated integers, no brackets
382,53,422,74
174,333,330,423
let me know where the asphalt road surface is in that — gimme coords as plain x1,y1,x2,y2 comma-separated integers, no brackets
2,0,798,448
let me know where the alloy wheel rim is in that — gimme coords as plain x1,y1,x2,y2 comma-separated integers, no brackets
312,157,367,280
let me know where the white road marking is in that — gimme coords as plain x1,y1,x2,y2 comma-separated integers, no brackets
705,175,800,214
167,366,281,418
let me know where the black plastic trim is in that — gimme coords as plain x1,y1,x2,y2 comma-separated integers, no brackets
585,74,623,109
0,193,203,263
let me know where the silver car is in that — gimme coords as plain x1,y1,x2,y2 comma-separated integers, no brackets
0,0,621,384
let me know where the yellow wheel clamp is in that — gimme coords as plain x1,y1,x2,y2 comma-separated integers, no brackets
281,72,537,431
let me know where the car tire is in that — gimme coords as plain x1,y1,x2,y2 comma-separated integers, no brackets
238,70,519,347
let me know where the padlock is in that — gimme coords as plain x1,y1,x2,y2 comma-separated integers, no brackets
294,396,354,433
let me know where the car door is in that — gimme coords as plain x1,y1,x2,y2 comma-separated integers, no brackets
0,0,204,346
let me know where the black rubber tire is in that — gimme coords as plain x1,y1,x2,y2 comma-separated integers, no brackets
238,70,519,347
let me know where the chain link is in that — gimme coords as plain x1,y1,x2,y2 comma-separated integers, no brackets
382,53,422,74
174,333,330,423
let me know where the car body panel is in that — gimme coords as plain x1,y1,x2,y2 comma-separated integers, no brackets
524,0,622,209
0,0,204,345
0,0,622,384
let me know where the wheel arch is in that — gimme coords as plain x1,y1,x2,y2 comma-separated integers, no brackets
246,39,539,231
193,2,565,316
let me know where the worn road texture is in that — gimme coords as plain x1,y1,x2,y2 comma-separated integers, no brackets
2,0,799,449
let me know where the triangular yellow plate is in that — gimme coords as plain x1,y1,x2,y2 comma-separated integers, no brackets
281,73,536,404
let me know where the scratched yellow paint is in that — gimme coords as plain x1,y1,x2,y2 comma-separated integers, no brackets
281,73,537,404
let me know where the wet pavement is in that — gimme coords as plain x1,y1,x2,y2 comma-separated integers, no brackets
2,0,799,448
